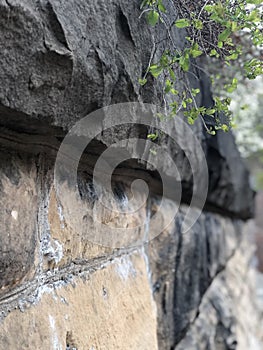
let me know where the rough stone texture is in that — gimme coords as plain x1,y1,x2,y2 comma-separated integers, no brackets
0,0,254,218
205,130,254,219
0,0,149,129
198,68,255,219
0,147,38,292
149,205,243,348
254,192,263,271
0,1,261,350
0,251,158,349
175,228,263,350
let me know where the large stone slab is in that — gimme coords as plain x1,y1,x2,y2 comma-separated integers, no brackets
0,147,38,293
149,204,243,348
175,230,263,350
0,0,254,218
0,251,158,349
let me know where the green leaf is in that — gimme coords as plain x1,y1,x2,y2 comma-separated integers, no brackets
168,68,176,81
247,9,260,23
149,64,163,78
231,21,238,32
221,124,229,132
147,132,158,141
171,101,178,113
206,108,216,116
198,106,206,115
164,79,179,95
187,117,195,125
175,18,190,28
147,10,159,26
160,53,169,67
210,49,216,56
210,49,219,58
247,0,263,4
171,88,179,95
191,48,203,58
252,29,263,45
191,88,200,96
157,0,166,13
164,79,172,93
218,28,231,42
210,13,220,21
204,5,214,12
190,43,203,58
139,78,147,86
244,59,263,79
186,36,193,43
225,52,239,60
193,19,203,30
179,54,190,72
217,41,223,48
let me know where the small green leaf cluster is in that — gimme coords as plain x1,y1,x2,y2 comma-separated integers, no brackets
140,0,166,25
139,0,263,133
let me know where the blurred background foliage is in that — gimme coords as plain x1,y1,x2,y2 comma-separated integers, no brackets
230,77,263,190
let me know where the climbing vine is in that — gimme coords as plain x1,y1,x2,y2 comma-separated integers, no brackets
139,0,263,134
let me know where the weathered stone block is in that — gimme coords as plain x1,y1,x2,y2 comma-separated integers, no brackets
0,252,157,350
0,148,37,292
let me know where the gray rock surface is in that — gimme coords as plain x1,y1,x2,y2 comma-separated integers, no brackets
0,0,254,218
149,205,243,348
174,228,263,350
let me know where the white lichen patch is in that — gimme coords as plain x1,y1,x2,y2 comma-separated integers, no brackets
49,315,62,350
32,275,74,307
11,210,18,220
115,255,136,281
57,204,65,229
43,239,64,264
141,246,153,287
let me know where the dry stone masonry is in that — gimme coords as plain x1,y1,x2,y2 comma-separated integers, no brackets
0,1,262,349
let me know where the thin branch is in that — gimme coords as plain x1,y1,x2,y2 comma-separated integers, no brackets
197,0,210,20
139,8,152,19
143,42,157,79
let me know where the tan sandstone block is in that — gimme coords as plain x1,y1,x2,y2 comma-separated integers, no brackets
0,150,38,292
46,183,148,270
0,251,158,350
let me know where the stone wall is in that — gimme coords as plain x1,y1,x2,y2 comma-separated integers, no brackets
0,1,262,349
255,192,263,271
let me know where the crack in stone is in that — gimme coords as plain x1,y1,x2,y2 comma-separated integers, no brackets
0,246,141,320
